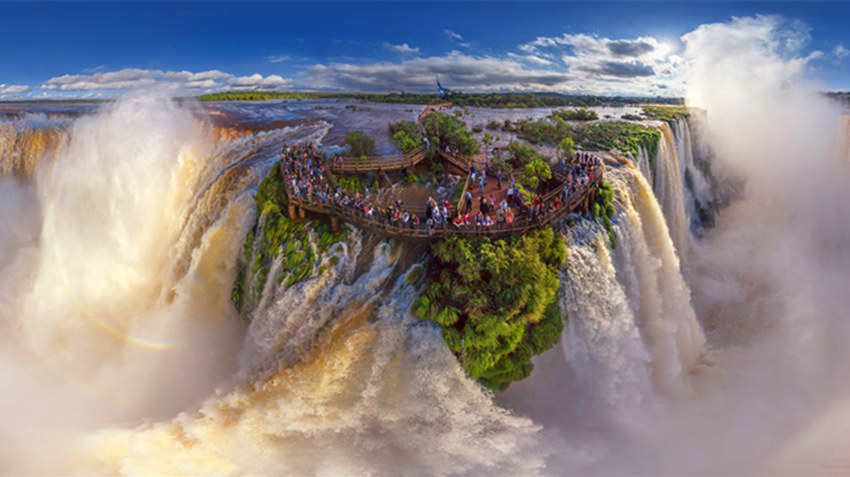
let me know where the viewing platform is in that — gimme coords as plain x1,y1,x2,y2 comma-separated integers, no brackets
279,102,605,240
284,171,601,239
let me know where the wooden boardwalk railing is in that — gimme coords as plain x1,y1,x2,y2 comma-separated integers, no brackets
436,149,471,173
284,168,602,240
330,146,426,174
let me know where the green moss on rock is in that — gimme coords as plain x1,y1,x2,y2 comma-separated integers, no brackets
231,160,347,318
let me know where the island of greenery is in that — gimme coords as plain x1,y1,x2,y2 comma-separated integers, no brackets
230,101,635,391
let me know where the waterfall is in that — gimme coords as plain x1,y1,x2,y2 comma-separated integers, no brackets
0,95,339,473
568,163,706,401
653,123,690,259
635,144,652,185
0,118,68,179
650,117,719,263
82,244,547,476
561,231,656,428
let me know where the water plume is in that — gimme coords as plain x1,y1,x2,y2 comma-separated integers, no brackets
0,94,284,473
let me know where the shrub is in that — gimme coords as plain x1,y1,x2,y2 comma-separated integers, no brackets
388,120,422,153
344,130,375,157
521,158,552,190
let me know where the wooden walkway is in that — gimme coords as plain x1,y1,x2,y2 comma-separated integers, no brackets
285,168,601,239
330,146,426,173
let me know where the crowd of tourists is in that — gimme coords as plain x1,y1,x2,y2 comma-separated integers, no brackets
280,142,601,234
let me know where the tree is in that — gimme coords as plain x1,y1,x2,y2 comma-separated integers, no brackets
521,158,552,190
412,229,567,390
558,137,574,160
421,111,479,157
344,130,375,158
505,140,540,169
388,120,422,153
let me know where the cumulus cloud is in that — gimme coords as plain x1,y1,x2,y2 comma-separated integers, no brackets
383,43,420,55
40,68,293,93
681,15,822,110
231,73,291,90
268,55,291,63
0,84,31,94
518,32,681,87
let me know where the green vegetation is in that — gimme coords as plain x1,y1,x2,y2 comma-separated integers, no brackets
197,91,683,108
550,107,599,121
388,120,422,153
590,182,617,249
402,173,419,186
501,140,543,170
231,161,346,318
413,229,567,390
621,113,644,121
338,175,365,194
521,158,552,190
344,130,376,158
642,105,690,123
421,111,479,157
558,137,574,159
405,264,424,287
499,116,660,159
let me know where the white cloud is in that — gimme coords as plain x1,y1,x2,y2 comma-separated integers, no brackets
833,44,849,64
0,84,31,94
443,30,470,48
268,55,291,63
231,73,292,90
507,53,553,66
40,68,294,93
516,32,684,93
681,15,821,109
444,29,463,41
383,43,420,55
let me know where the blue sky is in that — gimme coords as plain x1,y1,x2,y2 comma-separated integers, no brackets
1,2,849,99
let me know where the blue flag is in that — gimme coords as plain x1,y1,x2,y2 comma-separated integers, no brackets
437,79,446,97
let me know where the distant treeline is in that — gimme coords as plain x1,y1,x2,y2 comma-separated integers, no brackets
198,90,685,108
826,91,850,106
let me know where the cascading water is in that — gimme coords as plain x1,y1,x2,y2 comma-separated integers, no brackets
652,123,690,259
647,116,720,264
0,117,68,179
83,237,546,476
0,95,342,473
